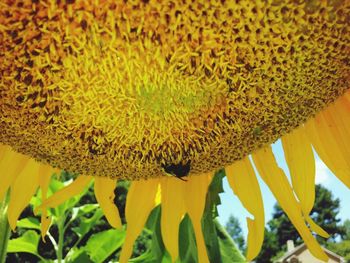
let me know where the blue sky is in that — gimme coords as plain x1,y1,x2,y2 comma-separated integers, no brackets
217,140,350,238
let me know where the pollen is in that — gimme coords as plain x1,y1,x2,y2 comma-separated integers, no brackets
0,0,349,180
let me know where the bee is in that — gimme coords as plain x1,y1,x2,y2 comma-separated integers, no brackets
162,160,191,181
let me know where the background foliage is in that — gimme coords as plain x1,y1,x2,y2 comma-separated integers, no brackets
6,170,245,263
9,170,349,263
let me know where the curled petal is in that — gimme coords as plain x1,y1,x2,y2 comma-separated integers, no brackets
185,173,212,263
0,149,29,201
119,178,159,263
305,94,350,189
94,176,122,229
8,160,41,230
226,158,265,261
282,126,329,238
252,147,328,261
160,177,186,262
38,165,55,240
35,175,92,213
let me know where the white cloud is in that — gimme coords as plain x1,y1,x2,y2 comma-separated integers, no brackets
315,159,331,185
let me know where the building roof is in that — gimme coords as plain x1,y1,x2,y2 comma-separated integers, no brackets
275,243,345,263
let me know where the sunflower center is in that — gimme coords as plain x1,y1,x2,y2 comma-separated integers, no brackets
0,0,349,179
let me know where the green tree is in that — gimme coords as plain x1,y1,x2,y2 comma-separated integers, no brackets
225,215,245,253
327,241,350,262
343,219,350,241
310,185,345,242
254,227,279,263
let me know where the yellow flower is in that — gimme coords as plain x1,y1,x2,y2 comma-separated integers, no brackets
0,0,349,262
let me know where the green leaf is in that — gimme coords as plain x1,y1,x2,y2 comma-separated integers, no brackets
7,230,40,256
215,220,245,263
161,252,172,263
202,170,225,263
70,204,99,222
84,229,126,263
206,169,225,218
146,205,166,262
179,215,198,263
16,217,41,230
72,208,104,238
200,170,245,263
67,249,93,263
131,206,170,263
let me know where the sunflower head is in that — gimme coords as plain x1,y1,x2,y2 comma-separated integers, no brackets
0,0,349,180
1,0,350,263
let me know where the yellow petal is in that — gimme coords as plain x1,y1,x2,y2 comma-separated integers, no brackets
35,175,92,213
7,160,41,230
281,126,329,238
119,178,159,263
305,95,350,189
306,216,329,238
160,177,186,262
252,146,328,261
282,126,315,214
94,176,122,229
38,165,55,240
184,173,212,263
0,149,29,201
155,183,161,206
40,216,52,241
226,158,265,261
38,165,55,194
0,146,11,200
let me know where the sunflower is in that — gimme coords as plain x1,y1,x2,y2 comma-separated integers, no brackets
0,0,349,262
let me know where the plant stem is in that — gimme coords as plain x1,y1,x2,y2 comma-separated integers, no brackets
47,231,58,251
57,215,66,263
0,191,11,263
